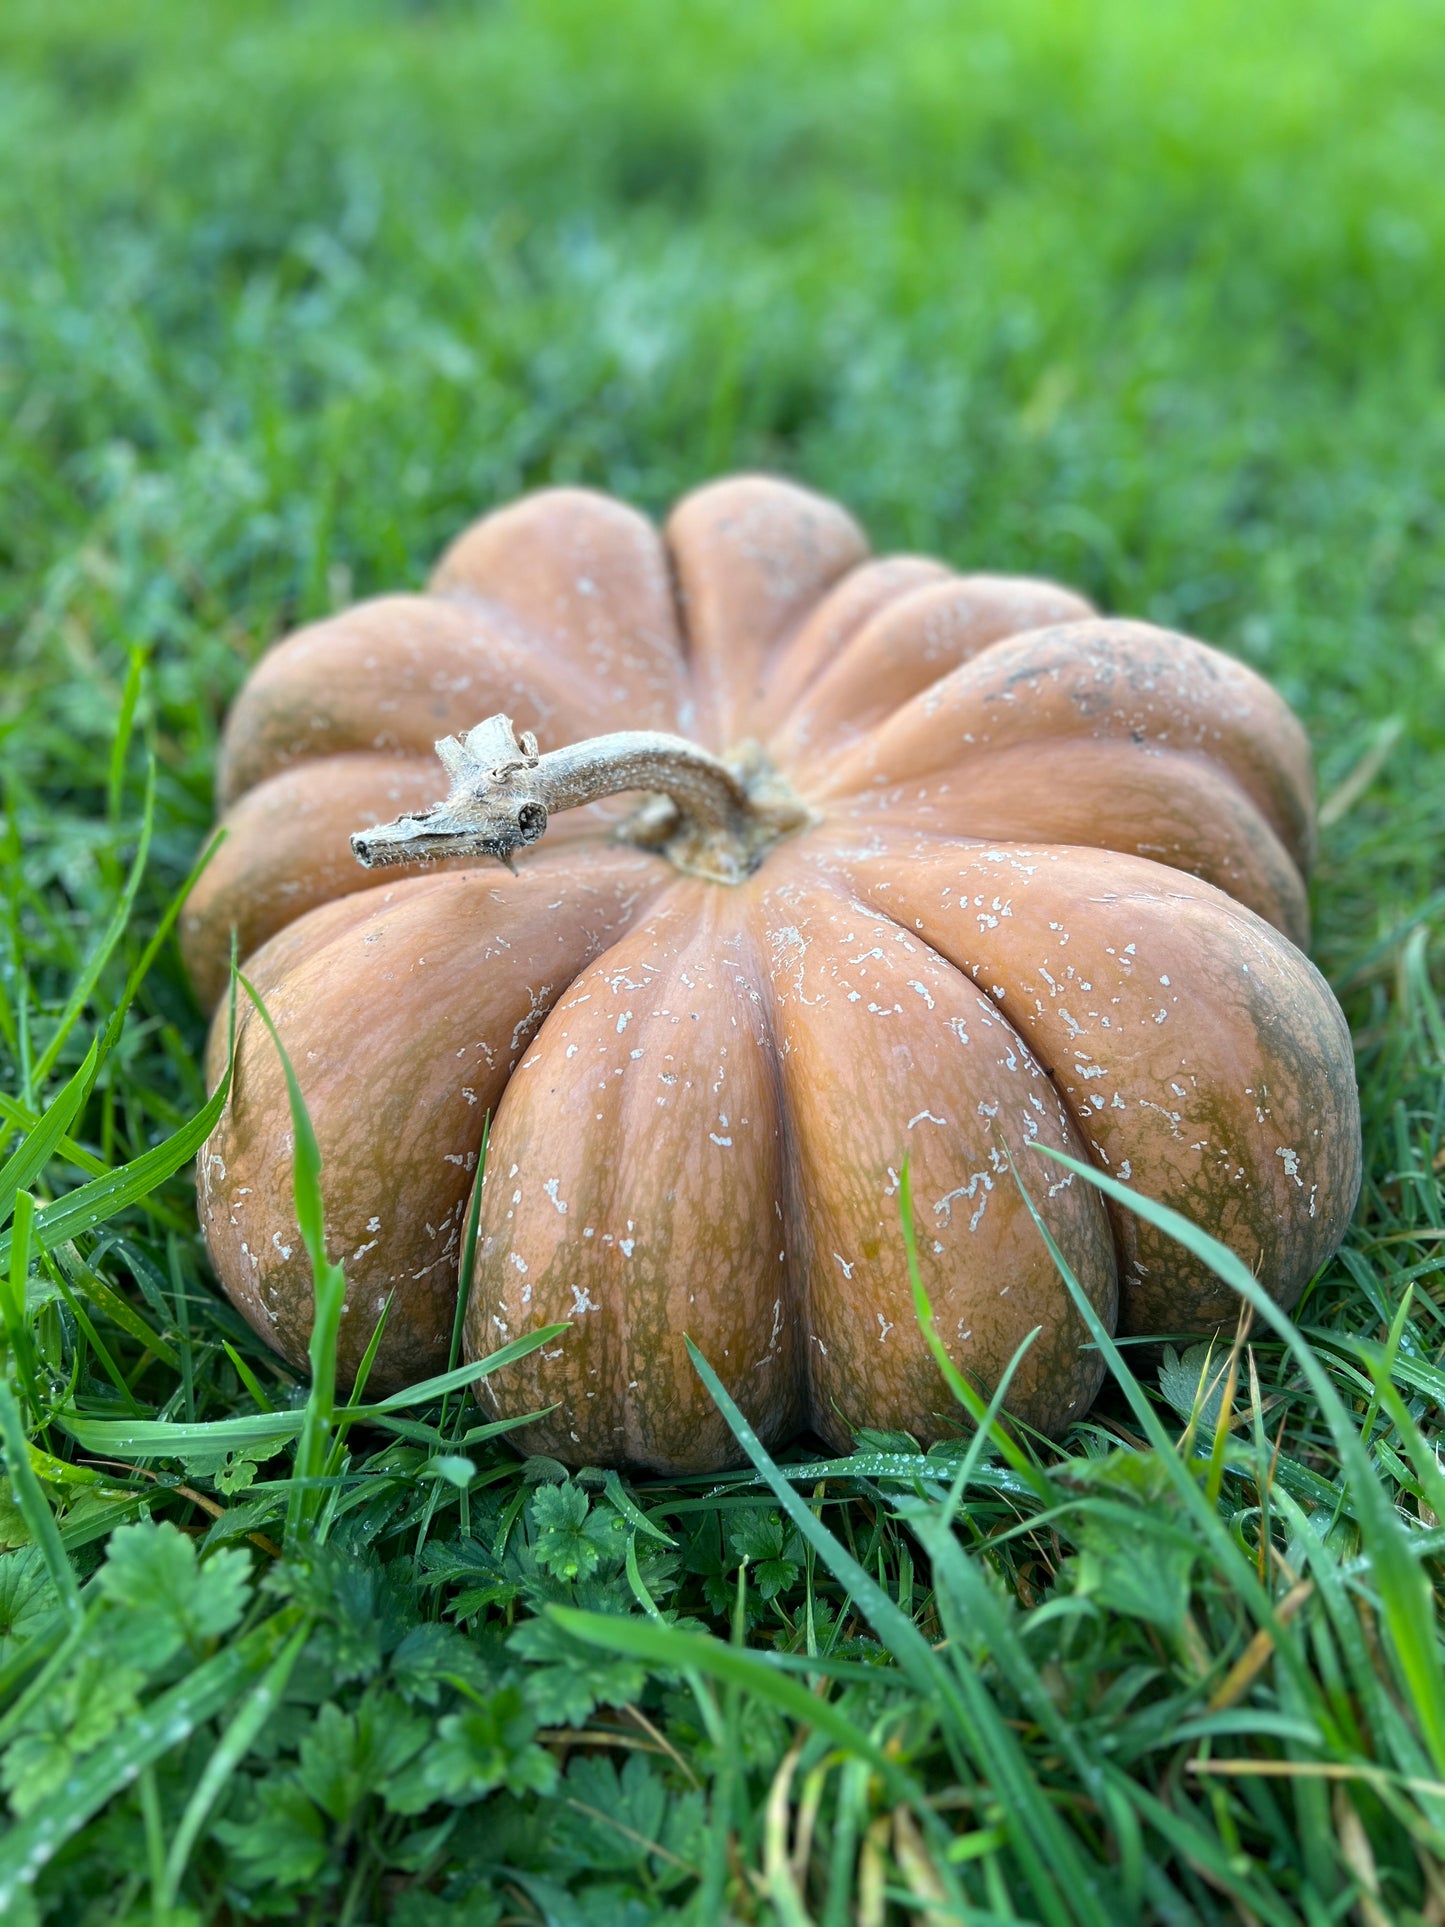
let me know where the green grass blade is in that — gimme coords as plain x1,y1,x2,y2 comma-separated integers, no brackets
684,1342,961,1701
454,1407,558,1447
58,1410,305,1455
1338,1335,1445,1418
158,1616,312,1908
1029,1143,1445,1774
442,1114,488,1438
221,1341,277,1414
1104,1769,1300,1927
685,1338,1105,1927
354,1323,571,1413
605,1470,677,1546
235,974,346,1545
0,1063,234,1271
0,1189,44,1416
0,1037,100,1229
0,1092,191,1232
106,644,147,825
0,1374,82,1630
1007,1147,1347,1730
548,1604,917,1804
94,826,227,1070
31,757,155,1088
56,1330,573,1458
40,1247,143,1415
52,1244,179,1371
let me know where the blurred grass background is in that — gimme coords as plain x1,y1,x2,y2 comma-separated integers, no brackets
2,1,1445,1921
5,0,1444,724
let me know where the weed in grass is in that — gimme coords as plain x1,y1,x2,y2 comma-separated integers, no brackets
2,0,1445,1920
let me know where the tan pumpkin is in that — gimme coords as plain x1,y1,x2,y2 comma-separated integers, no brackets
186,475,1360,1471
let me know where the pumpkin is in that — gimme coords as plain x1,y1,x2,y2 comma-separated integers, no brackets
185,475,1361,1472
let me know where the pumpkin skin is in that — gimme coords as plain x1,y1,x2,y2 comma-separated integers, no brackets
187,475,1361,1471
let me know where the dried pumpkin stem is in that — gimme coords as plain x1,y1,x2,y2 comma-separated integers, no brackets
351,712,808,882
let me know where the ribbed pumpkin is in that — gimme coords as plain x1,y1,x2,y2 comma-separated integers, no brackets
185,475,1360,1471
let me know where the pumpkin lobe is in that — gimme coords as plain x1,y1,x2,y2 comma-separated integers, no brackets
843,841,1361,1336
753,852,1117,1442
466,881,805,1472
199,852,671,1393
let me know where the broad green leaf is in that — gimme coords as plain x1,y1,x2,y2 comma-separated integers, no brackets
296,1695,430,1823
213,1774,330,1890
98,1520,252,1647
0,1611,302,1910
508,1613,647,1727
0,1547,58,1663
384,1686,555,1812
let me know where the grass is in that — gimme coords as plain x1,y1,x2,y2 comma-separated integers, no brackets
1,0,1444,1918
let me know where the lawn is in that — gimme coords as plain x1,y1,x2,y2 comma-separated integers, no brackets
2,0,1444,1919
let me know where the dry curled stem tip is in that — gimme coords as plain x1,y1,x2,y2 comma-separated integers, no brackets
351,714,548,874
351,711,812,884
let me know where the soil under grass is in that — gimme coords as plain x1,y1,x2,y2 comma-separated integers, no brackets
1,1,1444,1920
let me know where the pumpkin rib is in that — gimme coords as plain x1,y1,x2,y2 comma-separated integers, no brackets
188,754,446,1013
466,878,806,1473
216,592,618,811
200,874,457,1096
805,851,1120,1241
770,571,1098,763
840,839,1361,1335
664,474,871,748
823,740,1311,945
751,848,1117,1443
824,850,1140,1260
427,486,689,732
745,553,954,738
806,618,1317,872
200,850,675,1393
